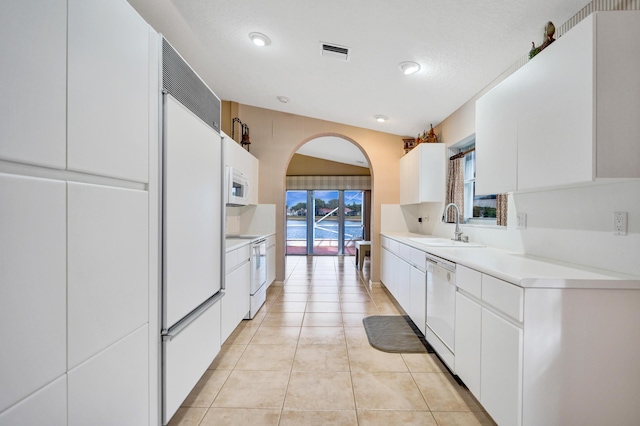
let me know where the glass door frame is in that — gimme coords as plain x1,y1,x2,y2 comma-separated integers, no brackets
308,190,342,255
286,189,365,256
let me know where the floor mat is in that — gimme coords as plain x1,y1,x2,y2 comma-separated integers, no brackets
362,315,431,353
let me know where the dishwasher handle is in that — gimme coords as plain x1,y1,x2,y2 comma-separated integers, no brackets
426,254,456,272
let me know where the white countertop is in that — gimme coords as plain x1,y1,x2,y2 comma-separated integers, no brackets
382,232,640,289
225,233,275,252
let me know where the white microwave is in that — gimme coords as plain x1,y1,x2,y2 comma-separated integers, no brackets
226,166,249,206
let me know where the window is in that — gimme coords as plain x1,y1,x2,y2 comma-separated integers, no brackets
462,148,498,225
445,140,505,227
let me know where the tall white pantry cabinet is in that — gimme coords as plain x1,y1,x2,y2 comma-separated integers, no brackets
0,1,159,425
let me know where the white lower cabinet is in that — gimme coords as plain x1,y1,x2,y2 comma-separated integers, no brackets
222,262,251,342
222,244,251,343
0,174,67,413
455,268,640,426
380,247,394,295
454,269,524,426
409,264,426,335
480,309,523,426
67,183,149,369
454,292,481,398
380,239,426,332
0,376,67,426
68,325,149,426
266,235,276,287
395,256,411,312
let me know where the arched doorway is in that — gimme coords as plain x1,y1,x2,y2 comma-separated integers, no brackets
284,135,372,256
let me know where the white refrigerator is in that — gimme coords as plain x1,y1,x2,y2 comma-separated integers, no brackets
160,38,224,424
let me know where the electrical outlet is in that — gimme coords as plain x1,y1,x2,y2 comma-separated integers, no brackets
516,213,527,230
614,212,628,236
424,215,429,222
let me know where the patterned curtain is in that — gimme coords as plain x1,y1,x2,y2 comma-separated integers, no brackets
496,193,508,226
444,157,465,222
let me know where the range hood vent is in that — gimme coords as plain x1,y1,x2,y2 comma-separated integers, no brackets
320,42,350,61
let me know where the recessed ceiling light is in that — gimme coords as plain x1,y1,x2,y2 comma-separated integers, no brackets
277,96,289,103
375,115,388,123
249,32,271,47
399,61,420,75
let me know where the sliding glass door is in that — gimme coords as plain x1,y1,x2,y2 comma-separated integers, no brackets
312,190,340,255
285,191,307,255
343,190,364,255
286,190,365,255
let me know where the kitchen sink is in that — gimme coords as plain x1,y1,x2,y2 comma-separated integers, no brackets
409,237,485,248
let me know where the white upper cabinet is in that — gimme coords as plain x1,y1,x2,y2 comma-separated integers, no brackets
67,0,151,182
399,143,446,205
475,72,519,195
516,15,595,190
224,133,259,205
0,0,67,169
475,11,640,193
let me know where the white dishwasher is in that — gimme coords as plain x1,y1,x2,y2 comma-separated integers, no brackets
425,254,456,370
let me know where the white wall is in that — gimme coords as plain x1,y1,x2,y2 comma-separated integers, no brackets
226,204,276,236
396,175,640,277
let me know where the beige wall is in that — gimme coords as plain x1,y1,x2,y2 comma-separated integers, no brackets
229,103,402,283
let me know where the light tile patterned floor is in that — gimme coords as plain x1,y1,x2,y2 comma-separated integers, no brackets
168,256,496,426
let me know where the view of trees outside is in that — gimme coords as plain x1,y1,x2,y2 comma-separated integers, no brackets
473,195,497,218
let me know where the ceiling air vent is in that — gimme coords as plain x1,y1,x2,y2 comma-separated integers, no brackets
320,42,350,61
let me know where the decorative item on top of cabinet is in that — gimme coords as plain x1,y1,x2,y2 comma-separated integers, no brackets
403,124,439,154
403,137,417,154
232,117,251,151
420,124,439,144
529,21,556,59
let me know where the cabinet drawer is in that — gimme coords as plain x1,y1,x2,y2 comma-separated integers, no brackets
398,242,411,262
409,247,426,270
381,236,389,249
388,239,399,254
482,274,523,322
457,265,482,299
225,245,250,273
225,250,237,274
237,245,251,263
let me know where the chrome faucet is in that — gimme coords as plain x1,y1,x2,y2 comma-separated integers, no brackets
444,203,463,241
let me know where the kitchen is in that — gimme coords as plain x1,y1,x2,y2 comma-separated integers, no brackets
1,0,639,425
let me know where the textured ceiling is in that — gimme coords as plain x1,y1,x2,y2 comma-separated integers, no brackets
128,0,591,161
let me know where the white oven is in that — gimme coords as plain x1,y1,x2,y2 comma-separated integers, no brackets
425,253,456,370
226,166,249,206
